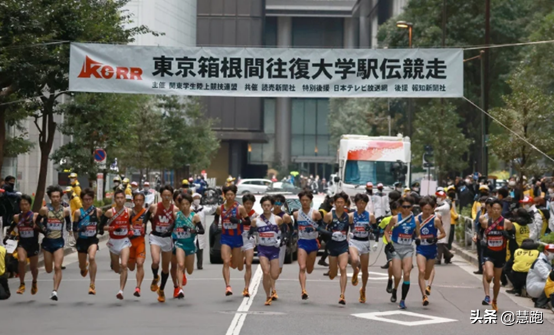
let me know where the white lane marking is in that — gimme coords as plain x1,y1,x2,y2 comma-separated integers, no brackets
225,265,263,335
352,310,457,326
347,271,389,280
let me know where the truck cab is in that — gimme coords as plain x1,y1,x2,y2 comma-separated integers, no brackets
334,134,411,198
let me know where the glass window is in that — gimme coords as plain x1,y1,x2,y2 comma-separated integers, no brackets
291,135,303,156
304,100,317,135
291,100,304,135
317,135,330,156
249,143,263,164
262,137,275,163
264,99,276,134
317,99,329,135
344,161,395,185
304,135,316,156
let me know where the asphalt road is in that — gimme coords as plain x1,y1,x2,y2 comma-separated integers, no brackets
1,236,552,334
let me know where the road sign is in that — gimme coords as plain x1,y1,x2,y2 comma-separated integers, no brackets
94,148,106,163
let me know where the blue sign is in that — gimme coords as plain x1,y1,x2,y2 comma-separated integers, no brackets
94,149,106,162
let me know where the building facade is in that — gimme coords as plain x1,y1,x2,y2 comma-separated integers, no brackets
200,0,408,183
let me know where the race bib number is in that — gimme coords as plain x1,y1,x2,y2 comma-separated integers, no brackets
397,233,412,245
332,231,346,242
223,222,237,230
174,227,191,239
47,220,63,231
19,227,34,238
113,227,128,236
353,225,369,238
420,234,433,245
83,225,97,237
487,236,503,247
299,226,317,239
155,224,169,233
258,232,276,246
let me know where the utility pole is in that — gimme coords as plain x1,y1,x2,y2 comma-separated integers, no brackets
483,0,490,176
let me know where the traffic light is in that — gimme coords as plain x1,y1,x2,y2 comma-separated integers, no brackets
423,145,434,168
391,160,407,183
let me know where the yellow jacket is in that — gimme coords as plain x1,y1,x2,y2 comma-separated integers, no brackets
545,275,554,297
125,185,132,196
71,182,81,198
379,216,393,244
69,192,83,215
450,200,459,225
471,201,481,220
0,246,6,277
512,248,539,273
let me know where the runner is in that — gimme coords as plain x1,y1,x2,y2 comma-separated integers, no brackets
415,196,446,306
145,185,177,303
293,190,322,300
385,196,419,309
480,198,513,311
214,185,249,296
247,195,285,306
128,192,148,297
73,188,103,295
349,193,376,303
271,194,291,300
241,193,258,297
104,189,133,300
38,185,71,301
6,194,40,295
321,192,352,305
172,192,204,299
379,202,400,292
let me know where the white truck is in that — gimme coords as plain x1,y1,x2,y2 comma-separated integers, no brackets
333,134,411,198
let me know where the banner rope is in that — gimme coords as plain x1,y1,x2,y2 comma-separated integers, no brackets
463,96,554,164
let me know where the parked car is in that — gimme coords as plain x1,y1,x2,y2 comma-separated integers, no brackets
236,179,272,195
267,181,302,194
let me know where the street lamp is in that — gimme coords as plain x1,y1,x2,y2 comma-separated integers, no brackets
396,21,413,48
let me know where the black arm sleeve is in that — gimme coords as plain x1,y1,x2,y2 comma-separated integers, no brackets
35,214,47,233
317,221,332,237
214,214,220,225
143,210,152,225
195,222,205,235
242,216,251,226
248,225,256,238
65,215,72,232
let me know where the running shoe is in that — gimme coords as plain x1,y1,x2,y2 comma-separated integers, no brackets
399,300,406,309
116,290,123,300
225,286,233,296
301,290,308,300
482,295,491,305
134,287,141,297
177,289,184,299
386,279,393,293
242,288,250,297
173,287,180,298
491,300,498,311
352,269,359,286
50,291,58,301
359,288,366,303
425,285,431,296
390,288,397,303
265,297,272,306
157,289,165,303
271,290,278,300
339,294,346,305
183,273,187,286
150,275,160,292
423,295,429,306
17,283,25,294
31,281,38,295
89,283,96,295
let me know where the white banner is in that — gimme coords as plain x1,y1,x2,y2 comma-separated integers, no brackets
69,43,463,98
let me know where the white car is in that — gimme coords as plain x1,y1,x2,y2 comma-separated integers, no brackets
236,179,272,194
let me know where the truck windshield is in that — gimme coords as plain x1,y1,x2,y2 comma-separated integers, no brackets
344,160,396,185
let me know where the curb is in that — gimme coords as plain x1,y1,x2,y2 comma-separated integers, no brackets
27,235,110,271
451,242,479,267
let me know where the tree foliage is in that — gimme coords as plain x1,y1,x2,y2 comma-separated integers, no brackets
489,69,554,178
0,0,156,210
412,101,471,180
328,98,406,148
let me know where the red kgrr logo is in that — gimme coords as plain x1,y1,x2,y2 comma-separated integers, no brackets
78,56,143,80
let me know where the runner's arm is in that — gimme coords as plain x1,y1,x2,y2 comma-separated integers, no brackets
247,217,257,238
317,213,332,237
36,207,48,234
479,215,488,230
193,214,205,234
72,210,81,232
384,216,397,242
64,208,72,232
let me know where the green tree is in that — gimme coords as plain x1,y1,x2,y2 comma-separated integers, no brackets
0,0,156,211
328,98,406,148
51,93,147,187
489,69,554,178
376,0,537,175
412,101,471,181
158,96,220,185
